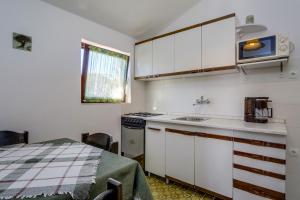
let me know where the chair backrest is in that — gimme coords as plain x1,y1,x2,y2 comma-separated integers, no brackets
93,178,122,200
109,141,119,154
0,131,28,147
82,132,112,151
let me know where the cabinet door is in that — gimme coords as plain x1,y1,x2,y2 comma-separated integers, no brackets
165,130,194,185
153,35,174,75
145,125,165,177
174,27,202,72
195,134,233,198
202,17,236,68
135,41,153,77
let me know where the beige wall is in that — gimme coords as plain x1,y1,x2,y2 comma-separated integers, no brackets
0,0,145,144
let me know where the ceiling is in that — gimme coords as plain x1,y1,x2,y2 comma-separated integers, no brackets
41,0,201,40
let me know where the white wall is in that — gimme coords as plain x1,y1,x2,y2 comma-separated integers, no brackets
145,0,300,199
0,0,145,144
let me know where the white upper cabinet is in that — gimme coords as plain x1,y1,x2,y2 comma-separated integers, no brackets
202,17,236,68
135,14,237,79
174,27,202,72
135,41,153,77
153,35,174,75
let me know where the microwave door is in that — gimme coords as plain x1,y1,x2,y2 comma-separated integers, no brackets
239,35,276,61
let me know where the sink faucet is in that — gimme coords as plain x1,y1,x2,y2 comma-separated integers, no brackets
193,96,210,106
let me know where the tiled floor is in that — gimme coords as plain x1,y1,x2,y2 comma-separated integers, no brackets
147,175,215,200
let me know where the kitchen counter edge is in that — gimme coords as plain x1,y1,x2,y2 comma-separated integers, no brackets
144,115,287,136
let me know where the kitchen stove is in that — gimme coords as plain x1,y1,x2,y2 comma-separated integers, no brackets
124,112,163,117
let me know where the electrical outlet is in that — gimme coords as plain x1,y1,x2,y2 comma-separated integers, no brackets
288,71,297,79
289,148,299,157
279,72,285,79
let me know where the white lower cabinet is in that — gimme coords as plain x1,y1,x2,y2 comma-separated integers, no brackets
165,128,195,185
145,122,287,200
195,128,233,199
233,131,286,200
145,123,165,177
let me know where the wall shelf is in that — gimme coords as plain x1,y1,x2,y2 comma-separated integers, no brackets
237,58,289,75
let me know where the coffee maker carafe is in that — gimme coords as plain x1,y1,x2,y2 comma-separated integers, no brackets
244,97,273,123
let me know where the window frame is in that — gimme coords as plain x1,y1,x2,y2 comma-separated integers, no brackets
80,42,130,104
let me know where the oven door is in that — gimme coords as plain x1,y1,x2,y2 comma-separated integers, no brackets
238,35,276,63
121,125,144,159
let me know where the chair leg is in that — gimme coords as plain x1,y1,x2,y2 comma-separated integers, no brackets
23,131,29,144
81,133,89,143
107,178,122,200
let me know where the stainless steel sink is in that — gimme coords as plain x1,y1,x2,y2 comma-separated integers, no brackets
173,116,208,122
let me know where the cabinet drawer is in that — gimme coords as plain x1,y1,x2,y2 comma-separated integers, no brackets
234,168,285,193
234,155,285,175
234,142,285,160
233,180,285,200
234,188,273,200
233,131,286,145
233,131,286,199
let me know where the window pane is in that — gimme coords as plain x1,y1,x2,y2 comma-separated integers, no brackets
81,44,129,103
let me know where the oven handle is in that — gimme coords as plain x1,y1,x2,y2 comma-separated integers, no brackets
122,125,144,130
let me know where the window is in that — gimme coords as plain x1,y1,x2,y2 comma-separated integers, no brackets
81,41,129,103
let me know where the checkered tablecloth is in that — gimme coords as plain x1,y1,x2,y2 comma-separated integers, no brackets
0,142,102,200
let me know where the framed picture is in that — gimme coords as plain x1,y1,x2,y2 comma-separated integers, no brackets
13,33,32,52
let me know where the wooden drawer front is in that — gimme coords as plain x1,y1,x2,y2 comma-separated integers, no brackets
233,180,285,200
234,142,285,160
233,131,286,199
234,188,270,200
234,168,285,193
233,131,286,145
234,155,285,175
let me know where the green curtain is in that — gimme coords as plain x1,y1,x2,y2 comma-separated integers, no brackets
82,44,129,103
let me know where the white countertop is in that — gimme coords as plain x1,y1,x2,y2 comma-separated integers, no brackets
143,114,287,136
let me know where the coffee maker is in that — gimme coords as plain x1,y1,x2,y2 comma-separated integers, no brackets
244,97,273,123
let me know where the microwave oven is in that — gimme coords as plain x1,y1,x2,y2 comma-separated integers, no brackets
237,34,289,64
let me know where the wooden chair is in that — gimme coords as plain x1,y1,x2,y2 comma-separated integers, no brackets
81,133,119,154
93,178,122,200
0,131,28,147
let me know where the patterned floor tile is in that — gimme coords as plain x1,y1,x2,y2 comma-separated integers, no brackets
147,176,215,200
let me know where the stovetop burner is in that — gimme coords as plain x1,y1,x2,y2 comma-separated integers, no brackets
125,112,163,117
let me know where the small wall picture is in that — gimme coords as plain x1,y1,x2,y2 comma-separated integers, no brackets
13,33,32,52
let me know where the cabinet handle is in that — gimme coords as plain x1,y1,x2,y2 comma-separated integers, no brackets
148,127,161,131
165,128,195,136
